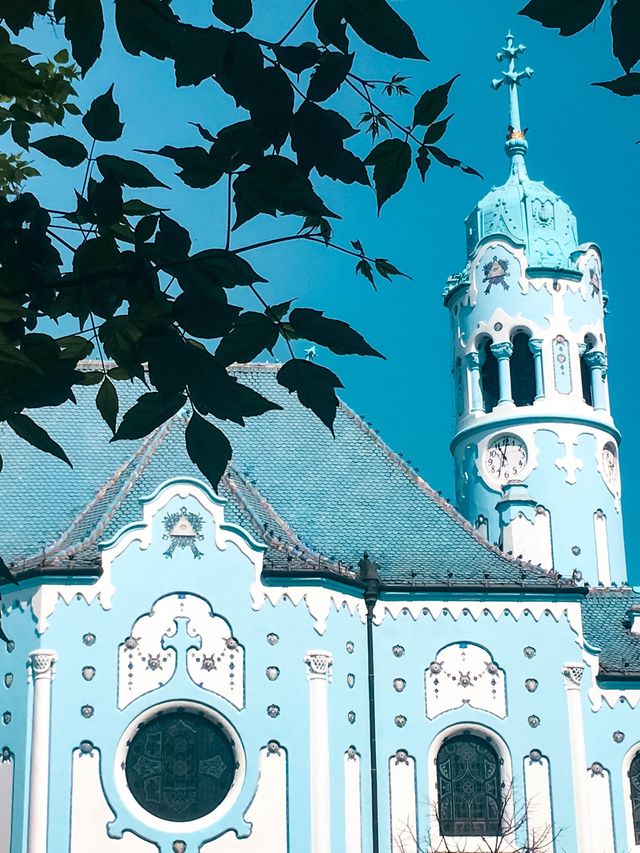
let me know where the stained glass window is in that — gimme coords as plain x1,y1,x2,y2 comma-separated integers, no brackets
436,734,502,837
630,751,640,843
125,709,236,822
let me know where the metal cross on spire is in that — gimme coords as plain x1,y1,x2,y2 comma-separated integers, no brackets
491,32,533,146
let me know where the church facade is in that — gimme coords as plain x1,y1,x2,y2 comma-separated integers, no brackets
1,35,640,853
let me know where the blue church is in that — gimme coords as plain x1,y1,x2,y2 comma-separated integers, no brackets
1,34,639,853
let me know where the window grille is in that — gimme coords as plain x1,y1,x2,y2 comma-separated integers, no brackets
436,734,502,837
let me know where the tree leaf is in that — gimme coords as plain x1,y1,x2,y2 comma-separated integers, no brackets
0,0,49,34
374,258,408,280
233,155,338,227
82,85,124,142
212,0,252,29
0,553,18,586
122,199,168,216
53,0,104,75
291,101,368,184
274,42,322,74
314,0,349,53
115,0,181,60
113,392,186,441
249,66,294,151
174,291,241,338
423,114,452,144
31,135,87,167
290,308,383,357
185,412,232,490
344,0,427,60
277,358,343,433
96,154,169,188
155,213,191,260
416,146,431,181
177,249,267,293
356,257,375,287
364,138,411,210
307,51,354,101
612,0,640,73
593,72,640,94
96,376,118,434
6,412,72,466
215,311,279,365
413,77,459,127
428,145,481,176
89,175,124,225
519,0,605,35
141,145,223,188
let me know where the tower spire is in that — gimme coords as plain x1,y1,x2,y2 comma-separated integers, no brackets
491,32,533,177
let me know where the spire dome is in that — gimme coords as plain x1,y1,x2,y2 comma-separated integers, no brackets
465,33,579,269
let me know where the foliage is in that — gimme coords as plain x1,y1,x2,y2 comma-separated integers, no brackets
519,0,640,94
0,0,478,584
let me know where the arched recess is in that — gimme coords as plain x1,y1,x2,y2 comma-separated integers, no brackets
580,334,597,406
510,330,536,407
623,743,640,850
427,724,514,850
478,336,499,413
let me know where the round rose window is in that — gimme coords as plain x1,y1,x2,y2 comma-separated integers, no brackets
125,709,237,822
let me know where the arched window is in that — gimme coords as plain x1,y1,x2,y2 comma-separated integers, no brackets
629,751,640,843
479,337,499,413
580,335,596,406
510,331,536,407
436,734,502,837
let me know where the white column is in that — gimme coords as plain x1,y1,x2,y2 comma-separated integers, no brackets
523,751,555,852
389,751,417,853
562,663,592,853
304,650,333,853
344,748,362,853
27,650,57,853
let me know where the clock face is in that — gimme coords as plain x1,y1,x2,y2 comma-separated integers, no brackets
601,444,618,490
484,434,528,484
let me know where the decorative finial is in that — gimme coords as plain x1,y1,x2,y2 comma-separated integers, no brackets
491,33,533,174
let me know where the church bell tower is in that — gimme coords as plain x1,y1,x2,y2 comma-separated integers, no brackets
445,34,626,586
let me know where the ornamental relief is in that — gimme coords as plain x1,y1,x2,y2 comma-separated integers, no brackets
117,593,244,710
425,642,507,719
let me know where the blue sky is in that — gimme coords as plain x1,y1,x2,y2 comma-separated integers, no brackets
24,1,640,581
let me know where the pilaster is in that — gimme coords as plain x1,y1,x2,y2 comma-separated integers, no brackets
561,663,592,853
27,650,57,853
304,651,333,853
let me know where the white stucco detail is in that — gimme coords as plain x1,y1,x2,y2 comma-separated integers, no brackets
118,593,244,710
593,511,611,587
201,745,289,852
467,240,529,303
425,642,506,719
523,755,555,852
501,508,553,571
554,436,584,485
70,749,156,852
27,650,56,853
587,764,615,853
304,651,333,853
561,663,593,853
344,750,362,853
26,479,266,634
389,753,417,853
0,754,13,853
254,585,364,636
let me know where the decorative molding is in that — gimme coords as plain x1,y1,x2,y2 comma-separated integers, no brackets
425,642,506,719
117,593,244,710
562,663,584,690
304,651,333,679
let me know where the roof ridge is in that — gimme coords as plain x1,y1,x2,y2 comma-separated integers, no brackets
337,401,558,581
24,414,180,568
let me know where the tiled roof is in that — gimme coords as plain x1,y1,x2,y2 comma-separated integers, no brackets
1,361,637,674
582,588,640,678
0,362,571,591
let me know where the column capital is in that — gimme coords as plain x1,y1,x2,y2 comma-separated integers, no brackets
28,650,56,680
562,662,585,690
490,341,513,360
584,350,607,370
528,337,543,355
304,650,333,680
465,351,481,368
